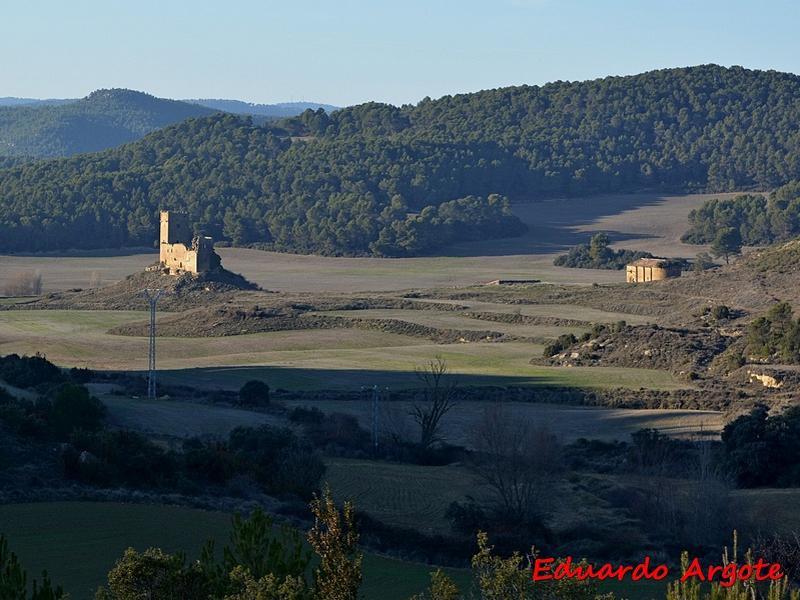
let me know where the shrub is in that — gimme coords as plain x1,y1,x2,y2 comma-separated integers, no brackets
746,302,800,363
554,233,654,270
48,383,106,439
96,547,209,600
0,353,64,389
542,333,578,358
182,438,238,484
65,429,178,488
303,412,371,455
3,271,42,296
722,405,800,487
228,425,325,497
711,305,731,321
69,366,94,384
288,406,325,425
238,380,270,406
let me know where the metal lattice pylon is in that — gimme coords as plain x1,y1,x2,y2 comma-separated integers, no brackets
142,289,163,399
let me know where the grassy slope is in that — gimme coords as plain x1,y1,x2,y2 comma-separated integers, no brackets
0,502,472,600
0,310,686,391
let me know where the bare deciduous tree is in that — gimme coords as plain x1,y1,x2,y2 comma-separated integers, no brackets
409,356,458,450
3,270,42,296
633,439,733,550
469,405,562,524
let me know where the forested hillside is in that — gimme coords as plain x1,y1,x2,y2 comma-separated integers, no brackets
683,181,800,246
3,65,800,256
286,64,800,194
0,115,523,255
0,89,215,158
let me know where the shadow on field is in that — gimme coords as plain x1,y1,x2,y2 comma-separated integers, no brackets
125,365,720,442
153,364,560,392
443,193,666,257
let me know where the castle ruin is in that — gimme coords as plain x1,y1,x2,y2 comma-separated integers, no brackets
158,211,219,275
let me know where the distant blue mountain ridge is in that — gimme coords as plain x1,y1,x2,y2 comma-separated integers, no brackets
183,98,339,117
0,89,339,158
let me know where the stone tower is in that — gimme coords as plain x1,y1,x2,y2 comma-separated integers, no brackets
160,211,192,246
158,210,217,275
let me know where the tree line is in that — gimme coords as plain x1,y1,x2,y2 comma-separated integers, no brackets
553,233,654,269
683,181,800,247
4,65,800,255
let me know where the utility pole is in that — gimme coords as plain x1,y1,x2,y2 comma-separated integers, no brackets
142,288,163,400
370,386,388,455
371,386,379,454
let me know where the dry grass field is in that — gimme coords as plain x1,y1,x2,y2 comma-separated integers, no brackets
95,392,719,443
0,192,728,294
409,299,656,324
286,399,721,445
313,308,591,338
99,394,279,438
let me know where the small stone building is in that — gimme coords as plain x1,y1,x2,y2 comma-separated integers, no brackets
159,211,218,275
625,258,681,283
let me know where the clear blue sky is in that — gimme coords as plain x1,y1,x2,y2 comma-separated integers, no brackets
3,0,799,107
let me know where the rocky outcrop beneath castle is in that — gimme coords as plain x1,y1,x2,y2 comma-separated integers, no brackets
7,268,260,311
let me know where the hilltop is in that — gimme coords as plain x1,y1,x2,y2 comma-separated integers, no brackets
0,89,216,158
3,65,800,255
12,266,261,312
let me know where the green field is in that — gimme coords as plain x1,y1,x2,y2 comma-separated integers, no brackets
0,501,475,600
0,310,687,392
0,501,672,600
158,354,687,391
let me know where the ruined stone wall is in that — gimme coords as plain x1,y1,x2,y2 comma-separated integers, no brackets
159,210,215,275
161,241,198,274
